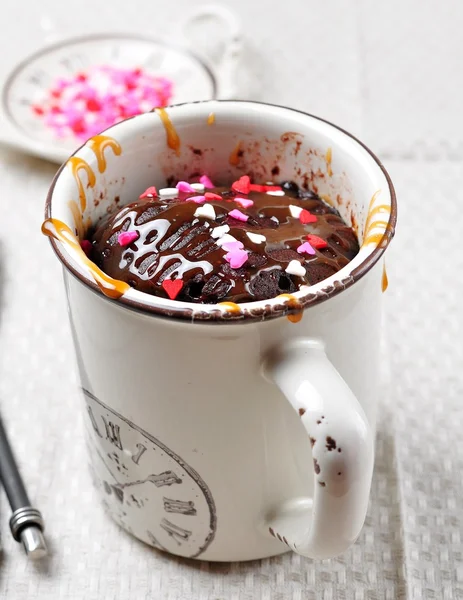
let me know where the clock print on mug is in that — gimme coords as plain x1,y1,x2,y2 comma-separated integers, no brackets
83,388,217,558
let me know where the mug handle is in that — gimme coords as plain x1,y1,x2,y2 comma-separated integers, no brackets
263,339,374,559
180,4,243,99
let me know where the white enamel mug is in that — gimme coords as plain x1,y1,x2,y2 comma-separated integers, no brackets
43,100,396,562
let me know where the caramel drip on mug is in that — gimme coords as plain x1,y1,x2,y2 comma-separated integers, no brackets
362,191,391,247
155,108,180,155
207,112,215,125
382,262,388,293
218,301,241,314
41,218,129,299
67,157,96,212
320,194,334,207
87,135,122,173
277,294,303,323
68,200,84,240
229,141,242,166
325,147,333,177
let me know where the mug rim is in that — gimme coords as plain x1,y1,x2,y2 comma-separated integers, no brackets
45,100,397,324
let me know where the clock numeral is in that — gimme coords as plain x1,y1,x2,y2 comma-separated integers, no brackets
160,518,192,545
148,471,182,487
131,443,147,465
163,497,197,516
102,416,123,450
87,406,103,438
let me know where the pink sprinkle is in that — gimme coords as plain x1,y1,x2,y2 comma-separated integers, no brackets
221,240,244,251
200,175,214,189
235,197,254,209
225,248,249,269
228,209,249,222
189,195,206,204
118,231,139,246
297,241,316,255
176,181,195,193
80,239,92,256
139,186,157,199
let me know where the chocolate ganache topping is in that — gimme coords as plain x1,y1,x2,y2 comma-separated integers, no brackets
87,177,359,303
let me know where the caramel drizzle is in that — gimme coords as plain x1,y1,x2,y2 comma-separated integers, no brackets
362,191,391,247
325,147,333,177
229,141,242,166
41,218,129,299
218,301,241,314
207,112,215,125
155,108,180,155
277,293,303,323
68,200,84,240
382,262,388,293
87,135,122,173
67,157,96,212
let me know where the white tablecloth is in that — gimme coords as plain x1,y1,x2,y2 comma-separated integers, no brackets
0,1,462,598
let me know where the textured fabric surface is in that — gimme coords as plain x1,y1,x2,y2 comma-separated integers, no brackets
0,1,462,598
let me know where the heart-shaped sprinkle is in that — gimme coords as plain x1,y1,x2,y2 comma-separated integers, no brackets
200,174,214,188
299,209,317,224
80,239,92,256
216,233,238,247
306,234,328,249
176,181,196,193
249,184,266,192
190,182,205,192
289,205,303,218
159,187,178,198
228,208,249,222
297,241,316,255
194,203,216,220
246,232,266,244
205,192,222,200
162,279,183,300
225,248,249,269
231,175,251,194
139,186,158,199
285,260,306,277
211,224,230,239
222,240,244,252
235,197,254,208
189,195,206,204
118,231,139,246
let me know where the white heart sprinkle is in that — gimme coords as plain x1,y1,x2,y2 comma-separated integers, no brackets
246,232,266,244
270,216,279,224
266,190,285,196
190,182,205,192
211,224,230,239
285,260,306,277
289,205,303,218
159,187,178,198
216,233,238,246
194,203,216,220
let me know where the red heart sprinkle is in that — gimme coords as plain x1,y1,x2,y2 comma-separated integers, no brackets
306,234,327,249
139,186,158,199
299,209,317,224
249,184,266,192
231,175,251,194
205,192,222,200
162,279,184,300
